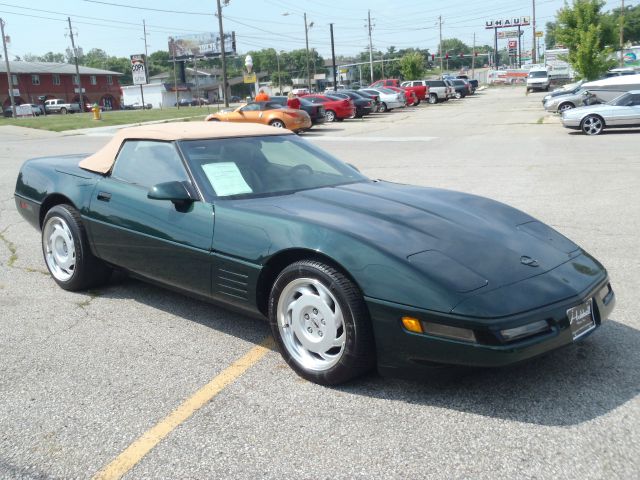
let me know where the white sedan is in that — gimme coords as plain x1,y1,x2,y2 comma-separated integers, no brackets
561,90,640,135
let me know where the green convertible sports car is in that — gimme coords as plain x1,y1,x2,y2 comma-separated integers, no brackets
14,122,615,385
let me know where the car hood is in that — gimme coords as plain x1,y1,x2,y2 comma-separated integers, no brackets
241,181,580,292
562,103,611,118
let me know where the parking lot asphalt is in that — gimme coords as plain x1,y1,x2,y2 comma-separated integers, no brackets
1,86,639,479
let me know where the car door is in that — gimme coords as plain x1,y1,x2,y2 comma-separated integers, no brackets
615,93,640,126
235,103,263,123
85,140,214,297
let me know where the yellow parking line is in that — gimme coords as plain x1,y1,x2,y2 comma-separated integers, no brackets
92,337,274,480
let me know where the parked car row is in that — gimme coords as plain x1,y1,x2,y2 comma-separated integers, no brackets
535,72,640,135
204,76,479,132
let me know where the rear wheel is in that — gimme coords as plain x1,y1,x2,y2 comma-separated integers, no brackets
269,119,286,128
378,102,388,113
454,92,462,99
41,205,111,291
269,260,375,385
581,115,604,135
428,93,438,104
60,107,67,115
325,110,336,122
413,99,421,106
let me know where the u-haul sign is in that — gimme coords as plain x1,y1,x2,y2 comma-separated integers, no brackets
485,16,530,29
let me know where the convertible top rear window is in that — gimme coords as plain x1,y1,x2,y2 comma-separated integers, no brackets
179,135,367,200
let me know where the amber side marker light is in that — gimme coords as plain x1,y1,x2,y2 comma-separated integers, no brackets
402,316,424,334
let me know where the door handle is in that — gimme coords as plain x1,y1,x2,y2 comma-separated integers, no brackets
97,191,112,202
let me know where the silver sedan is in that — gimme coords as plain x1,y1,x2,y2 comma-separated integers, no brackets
561,90,640,135
544,89,598,113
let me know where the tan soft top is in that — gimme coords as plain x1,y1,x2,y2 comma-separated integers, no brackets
79,121,292,174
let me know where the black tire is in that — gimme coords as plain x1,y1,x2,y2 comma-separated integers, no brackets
378,102,388,113
428,93,438,104
208,118,221,122
60,107,67,115
413,99,421,106
558,102,574,113
454,92,462,99
268,260,375,385
325,110,336,122
41,204,111,291
269,119,286,128
581,115,604,136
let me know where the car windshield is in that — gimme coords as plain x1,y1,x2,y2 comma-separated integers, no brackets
608,92,632,106
529,71,548,78
179,135,367,200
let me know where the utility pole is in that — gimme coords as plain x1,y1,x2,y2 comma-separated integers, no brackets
532,0,537,64
276,51,281,95
140,19,149,108
367,10,374,83
471,32,476,79
620,0,625,67
330,23,337,91
0,19,16,119
304,12,312,91
216,0,229,107
438,16,444,74
67,17,84,111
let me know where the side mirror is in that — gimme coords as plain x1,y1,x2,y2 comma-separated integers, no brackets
347,163,360,172
148,181,195,208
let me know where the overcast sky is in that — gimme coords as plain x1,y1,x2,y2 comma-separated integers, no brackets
0,0,630,61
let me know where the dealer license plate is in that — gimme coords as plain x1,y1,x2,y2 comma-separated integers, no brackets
567,298,595,340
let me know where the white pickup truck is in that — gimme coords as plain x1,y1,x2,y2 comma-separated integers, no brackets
44,99,82,114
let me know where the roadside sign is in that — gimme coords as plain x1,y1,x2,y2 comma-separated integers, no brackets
9,88,19,96
508,40,517,49
498,30,519,39
536,31,544,38
243,72,257,83
15,105,32,118
130,54,148,85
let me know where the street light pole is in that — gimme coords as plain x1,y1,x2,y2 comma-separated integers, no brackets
304,13,311,91
0,18,16,119
216,0,229,107
532,0,537,64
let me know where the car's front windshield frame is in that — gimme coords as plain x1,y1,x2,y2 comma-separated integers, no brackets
178,135,368,202
608,92,632,106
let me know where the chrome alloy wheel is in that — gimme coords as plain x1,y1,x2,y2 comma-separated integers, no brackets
277,277,346,371
43,216,76,281
582,115,603,135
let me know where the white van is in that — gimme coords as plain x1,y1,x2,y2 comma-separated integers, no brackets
527,67,551,92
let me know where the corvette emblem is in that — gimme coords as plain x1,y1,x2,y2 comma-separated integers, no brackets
520,256,539,267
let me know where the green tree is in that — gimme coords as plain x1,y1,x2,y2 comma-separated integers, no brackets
147,50,171,77
545,21,558,48
399,52,426,79
555,0,616,79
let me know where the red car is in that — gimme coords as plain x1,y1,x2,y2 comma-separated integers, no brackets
302,94,355,122
370,79,427,106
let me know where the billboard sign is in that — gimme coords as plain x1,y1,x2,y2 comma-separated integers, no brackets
130,54,148,85
498,30,519,39
485,16,530,29
508,40,517,49
168,32,236,60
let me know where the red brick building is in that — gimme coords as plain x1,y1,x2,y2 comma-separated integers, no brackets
0,61,123,110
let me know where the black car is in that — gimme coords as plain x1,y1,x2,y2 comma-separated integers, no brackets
457,75,478,93
450,79,469,99
270,96,326,126
352,90,381,111
325,91,372,118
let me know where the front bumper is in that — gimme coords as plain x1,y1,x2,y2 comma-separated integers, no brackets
561,116,582,129
367,277,614,378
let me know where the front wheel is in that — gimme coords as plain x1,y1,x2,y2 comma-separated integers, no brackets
268,260,375,385
428,94,438,104
558,103,574,113
581,115,604,135
42,205,111,291
60,107,67,115
324,110,336,122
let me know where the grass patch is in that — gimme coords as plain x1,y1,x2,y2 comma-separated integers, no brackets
0,106,220,132
0,230,18,267
537,116,545,124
